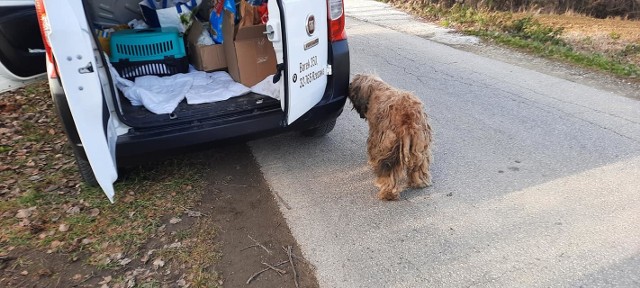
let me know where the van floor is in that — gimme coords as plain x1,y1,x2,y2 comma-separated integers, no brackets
117,91,281,128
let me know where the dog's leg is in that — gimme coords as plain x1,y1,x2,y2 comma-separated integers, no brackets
376,164,404,200
374,177,383,188
407,130,433,188
375,176,396,200
374,162,399,200
408,157,432,188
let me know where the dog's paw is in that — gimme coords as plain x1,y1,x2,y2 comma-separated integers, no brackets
376,190,399,201
409,180,431,189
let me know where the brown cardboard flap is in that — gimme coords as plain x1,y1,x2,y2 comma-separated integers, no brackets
235,24,268,41
222,9,276,86
222,10,240,82
188,21,209,46
187,20,226,71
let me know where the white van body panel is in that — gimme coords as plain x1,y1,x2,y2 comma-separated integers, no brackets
268,0,329,124
43,0,118,202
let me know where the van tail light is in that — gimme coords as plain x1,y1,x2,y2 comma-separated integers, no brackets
327,0,346,42
34,0,58,79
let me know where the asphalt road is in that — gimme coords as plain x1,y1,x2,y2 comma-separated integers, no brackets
250,1,640,287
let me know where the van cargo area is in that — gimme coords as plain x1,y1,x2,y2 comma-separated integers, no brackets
82,0,282,129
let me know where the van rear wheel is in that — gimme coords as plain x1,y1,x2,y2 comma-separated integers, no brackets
301,118,337,137
72,147,99,187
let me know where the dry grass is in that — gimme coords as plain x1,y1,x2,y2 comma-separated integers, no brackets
399,0,640,19
534,14,640,66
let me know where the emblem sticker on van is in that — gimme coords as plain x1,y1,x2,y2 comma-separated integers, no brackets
306,15,316,36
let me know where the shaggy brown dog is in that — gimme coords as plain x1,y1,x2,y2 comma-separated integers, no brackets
349,74,433,200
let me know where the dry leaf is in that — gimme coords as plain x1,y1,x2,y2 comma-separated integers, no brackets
38,269,52,277
15,207,36,218
187,210,202,217
119,258,132,266
59,223,69,232
98,275,112,285
20,270,28,276
66,206,80,214
50,240,63,249
152,258,165,270
167,242,182,249
140,250,154,264
89,208,100,217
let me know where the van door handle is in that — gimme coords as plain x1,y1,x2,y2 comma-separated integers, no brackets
264,23,280,42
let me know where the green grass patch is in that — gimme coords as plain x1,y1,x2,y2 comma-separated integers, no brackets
0,145,11,153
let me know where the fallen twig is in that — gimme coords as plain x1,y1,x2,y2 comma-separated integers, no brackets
240,244,259,252
248,235,272,255
246,260,289,284
80,272,95,284
178,205,208,217
287,245,299,288
281,246,309,264
262,262,287,275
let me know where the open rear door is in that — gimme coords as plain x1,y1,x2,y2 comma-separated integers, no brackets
267,0,329,124
39,0,118,202
0,1,46,92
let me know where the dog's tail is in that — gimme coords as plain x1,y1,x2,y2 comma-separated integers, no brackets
376,133,411,176
401,133,411,166
375,134,402,177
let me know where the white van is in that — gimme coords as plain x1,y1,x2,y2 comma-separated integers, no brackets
9,0,350,201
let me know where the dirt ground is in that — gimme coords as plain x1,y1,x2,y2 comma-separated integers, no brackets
0,82,317,287
0,145,317,288
206,145,318,288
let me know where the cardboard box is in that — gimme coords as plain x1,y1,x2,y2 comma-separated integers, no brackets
187,21,227,71
222,11,277,87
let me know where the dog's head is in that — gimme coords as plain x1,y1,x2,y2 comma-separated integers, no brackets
348,74,383,119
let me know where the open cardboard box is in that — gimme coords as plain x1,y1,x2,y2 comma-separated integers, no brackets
187,20,227,72
222,10,277,87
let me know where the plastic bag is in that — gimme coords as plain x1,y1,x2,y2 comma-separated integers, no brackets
208,0,236,44
140,0,202,33
246,0,266,6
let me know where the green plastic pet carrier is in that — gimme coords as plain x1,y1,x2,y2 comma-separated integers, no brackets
110,27,188,79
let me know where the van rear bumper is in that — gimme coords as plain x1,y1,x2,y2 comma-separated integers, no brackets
116,96,346,163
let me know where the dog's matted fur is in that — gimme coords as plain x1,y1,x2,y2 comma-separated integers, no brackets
349,74,433,200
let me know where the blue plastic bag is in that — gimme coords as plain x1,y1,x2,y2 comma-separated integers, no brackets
246,0,266,6
209,0,237,44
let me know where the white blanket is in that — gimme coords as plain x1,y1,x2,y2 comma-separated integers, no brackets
185,72,252,105
108,60,279,114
